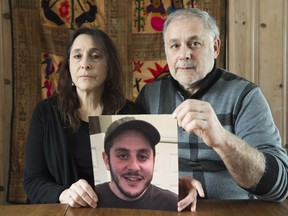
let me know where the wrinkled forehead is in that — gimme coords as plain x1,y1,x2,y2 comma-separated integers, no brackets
169,16,207,31
164,16,214,42
165,17,205,37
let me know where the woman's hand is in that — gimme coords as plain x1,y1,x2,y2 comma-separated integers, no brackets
59,179,98,208
177,176,204,212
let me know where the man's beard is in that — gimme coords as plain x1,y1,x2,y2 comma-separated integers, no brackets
109,161,152,200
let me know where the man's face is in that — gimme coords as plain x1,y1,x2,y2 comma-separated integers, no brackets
103,130,155,200
164,17,220,90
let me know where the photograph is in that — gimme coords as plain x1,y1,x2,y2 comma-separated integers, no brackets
89,114,178,211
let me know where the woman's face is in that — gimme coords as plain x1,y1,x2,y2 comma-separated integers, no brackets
69,34,108,94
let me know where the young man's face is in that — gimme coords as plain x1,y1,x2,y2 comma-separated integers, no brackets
103,130,155,200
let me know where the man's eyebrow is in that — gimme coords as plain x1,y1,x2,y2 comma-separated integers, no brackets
168,38,178,44
189,35,201,40
138,149,152,154
114,147,129,152
138,148,151,152
113,148,151,153
167,35,201,44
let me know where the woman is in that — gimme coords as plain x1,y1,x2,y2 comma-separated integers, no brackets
23,27,142,208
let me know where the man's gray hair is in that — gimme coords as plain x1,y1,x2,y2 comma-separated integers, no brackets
163,8,220,41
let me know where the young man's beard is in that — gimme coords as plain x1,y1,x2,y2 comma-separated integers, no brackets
109,161,153,200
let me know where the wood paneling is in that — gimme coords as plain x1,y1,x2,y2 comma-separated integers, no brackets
228,0,287,147
227,0,258,82
258,0,287,147
0,0,13,204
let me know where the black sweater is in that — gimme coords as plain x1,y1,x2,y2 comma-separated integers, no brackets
24,96,142,203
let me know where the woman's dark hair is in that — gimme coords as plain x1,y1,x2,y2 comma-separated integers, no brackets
56,27,126,132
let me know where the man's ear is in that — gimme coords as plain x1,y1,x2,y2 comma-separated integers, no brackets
213,38,221,58
102,151,110,171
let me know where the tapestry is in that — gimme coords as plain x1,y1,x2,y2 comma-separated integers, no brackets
132,0,199,33
8,0,226,203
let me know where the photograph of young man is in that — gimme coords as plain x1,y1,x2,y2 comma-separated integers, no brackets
94,116,178,211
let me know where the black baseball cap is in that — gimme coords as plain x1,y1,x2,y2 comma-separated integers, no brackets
104,117,160,148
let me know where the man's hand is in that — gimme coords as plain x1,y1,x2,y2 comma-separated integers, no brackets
59,179,98,208
172,99,226,148
178,176,204,212
173,99,265,189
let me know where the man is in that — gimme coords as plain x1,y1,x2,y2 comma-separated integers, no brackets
136,8,288,209
94,117,178,211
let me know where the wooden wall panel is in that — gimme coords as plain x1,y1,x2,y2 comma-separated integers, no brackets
258,0,287,146
227,0,258,82
228,0,287,147
0,0,13,204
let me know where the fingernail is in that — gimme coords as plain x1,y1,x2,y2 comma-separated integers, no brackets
172,112,176,119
